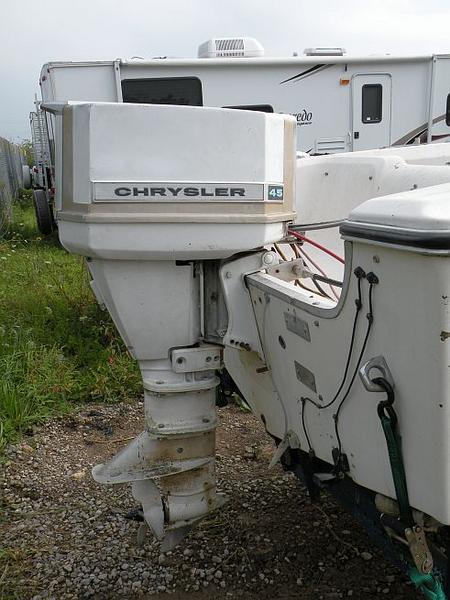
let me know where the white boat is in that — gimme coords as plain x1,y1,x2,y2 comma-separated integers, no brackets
46,98,450,596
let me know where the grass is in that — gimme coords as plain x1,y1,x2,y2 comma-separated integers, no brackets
0,192,141,449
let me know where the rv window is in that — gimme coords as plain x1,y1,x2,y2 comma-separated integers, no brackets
362,84,382,123
446,94,450,126
121,77,203,106
223,104,274,113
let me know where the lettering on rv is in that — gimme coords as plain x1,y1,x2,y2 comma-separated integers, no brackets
114,186,246,197
291,109,313,126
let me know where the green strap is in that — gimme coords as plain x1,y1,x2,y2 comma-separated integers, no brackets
379,408,448,599
379,413,414,526
410,568,447,600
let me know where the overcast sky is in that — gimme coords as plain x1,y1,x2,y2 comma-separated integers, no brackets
2,0,450,141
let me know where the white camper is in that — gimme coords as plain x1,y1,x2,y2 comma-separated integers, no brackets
31,37,450,233
38,38,450,154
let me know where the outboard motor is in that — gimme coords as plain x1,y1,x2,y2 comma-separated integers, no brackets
47,101,296,549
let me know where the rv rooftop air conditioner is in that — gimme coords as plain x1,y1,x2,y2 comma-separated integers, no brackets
198,37,264,59
304,47,346,56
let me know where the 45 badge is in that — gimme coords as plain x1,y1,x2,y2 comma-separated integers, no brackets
267,185,284,201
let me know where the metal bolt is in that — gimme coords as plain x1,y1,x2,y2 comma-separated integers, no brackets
373,255,380,264
225,271,233,279
262,252,276,266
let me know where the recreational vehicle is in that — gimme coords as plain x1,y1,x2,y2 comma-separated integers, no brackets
29,37,450,232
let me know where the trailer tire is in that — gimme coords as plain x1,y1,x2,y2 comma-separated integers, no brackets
22,165,31,189
33,189,54,235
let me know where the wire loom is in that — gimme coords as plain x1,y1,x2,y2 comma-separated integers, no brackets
300,267,378,473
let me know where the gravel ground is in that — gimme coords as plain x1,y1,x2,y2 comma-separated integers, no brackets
0,402,422,600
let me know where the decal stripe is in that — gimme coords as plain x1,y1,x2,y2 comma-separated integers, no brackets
393,114,446,145
431,134,450,141
280,64,332,85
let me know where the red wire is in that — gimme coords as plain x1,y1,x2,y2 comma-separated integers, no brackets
288,229,345,265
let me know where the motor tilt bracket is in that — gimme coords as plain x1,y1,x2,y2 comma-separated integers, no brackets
171,345,223,373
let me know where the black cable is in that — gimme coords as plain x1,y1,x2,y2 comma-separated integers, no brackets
311,273,344,288
299,272,378,473
333,282,375,467
299,269,365,453
310,276,333,300
302,270,364,411
301,398,313,452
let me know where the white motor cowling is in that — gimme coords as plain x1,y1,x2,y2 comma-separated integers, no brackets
54,102,295,260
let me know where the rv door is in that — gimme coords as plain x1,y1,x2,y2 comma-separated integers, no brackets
352,74,392,150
